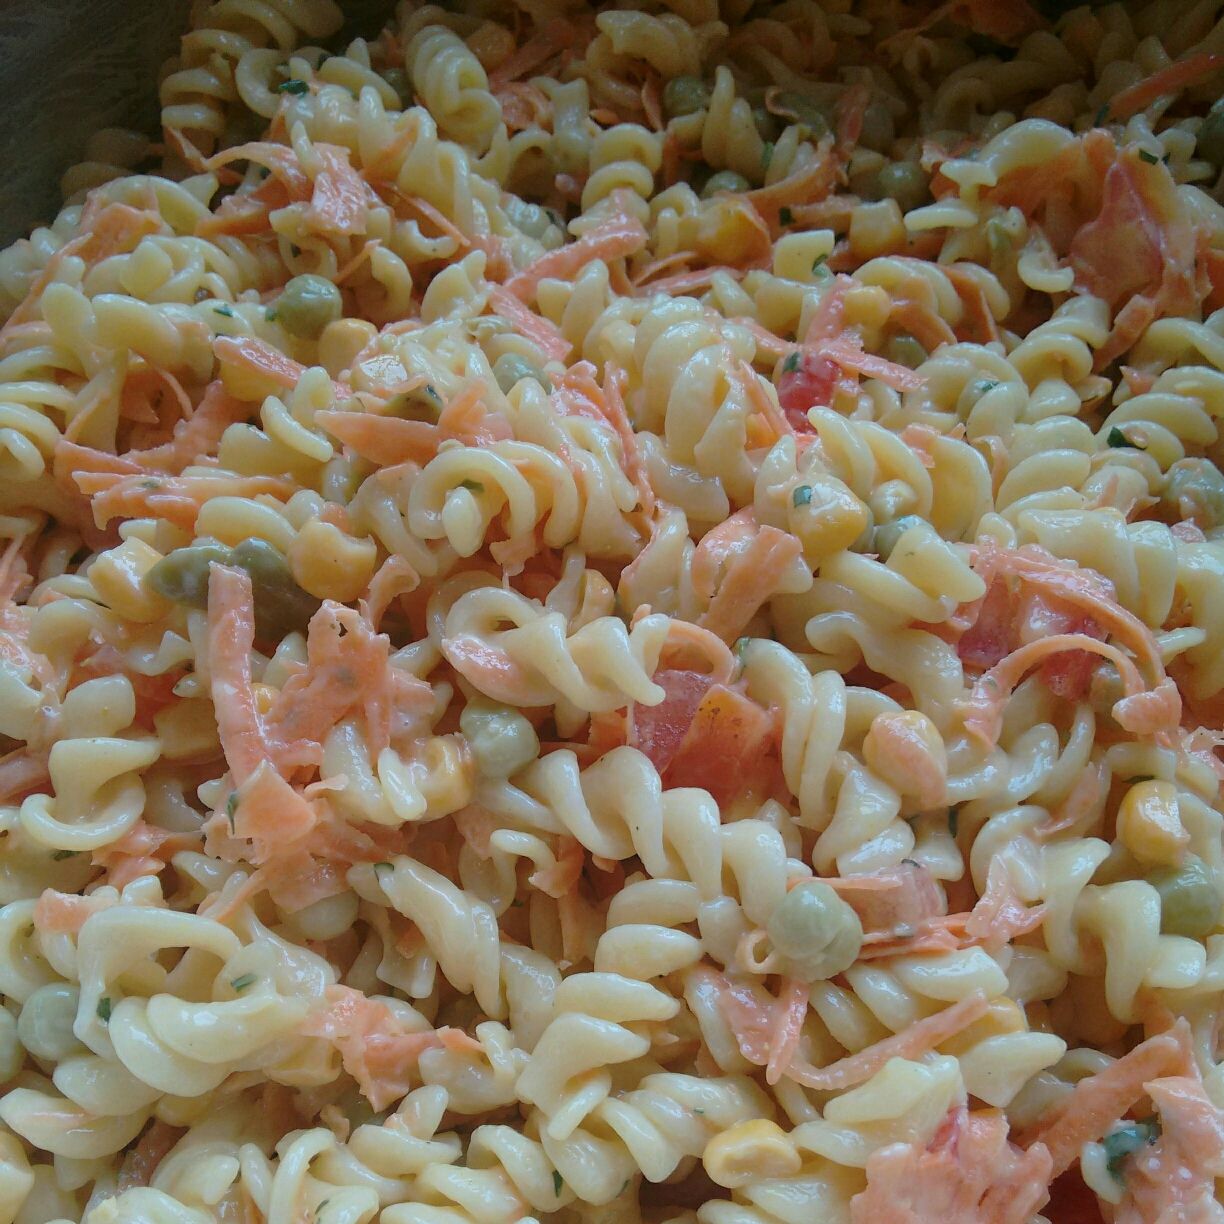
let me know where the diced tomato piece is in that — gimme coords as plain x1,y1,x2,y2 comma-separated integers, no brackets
630,671,775,802
777,352,838,431
957,578,1015,671
629,670,715,773
667,683,775,802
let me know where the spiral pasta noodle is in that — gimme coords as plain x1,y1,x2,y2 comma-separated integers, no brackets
4,0,1224,1220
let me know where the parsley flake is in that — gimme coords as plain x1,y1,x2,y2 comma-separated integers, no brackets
782,350,801,373
458,480,484,493
553,1171,565,1197
52,850,79,861
97,997,112,1023
213,304,234,317
1104,1120,1160,1181
226,791,239,832
277,78,309,95
793,484,813,507
1138,149,1160,164
231,973,257,993
1107,426,1136,448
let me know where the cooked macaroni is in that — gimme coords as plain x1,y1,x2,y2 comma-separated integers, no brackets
0,0,1223,1220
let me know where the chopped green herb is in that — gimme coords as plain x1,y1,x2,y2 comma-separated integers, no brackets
1103,1120,1159,1181
265,307,278,322
226,790,239,832
553,1171,565,1197
1130,775,1155,783
231,973,257,993
948,808,959,837
51,850,79,861
734,636,753,662
693,1107,705,1115
97,997,112,1023
213,304,234,318
277,78,310,95
315,1201,330,1221
793,484,814,507
1107,426,1135,448
782,350,801,373
779,206,794,226
458,480,484,493
971,379,999,396
1138,149,1160,164
761,141,775,170
1095,104,1110,126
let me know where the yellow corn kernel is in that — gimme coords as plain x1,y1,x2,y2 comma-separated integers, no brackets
1116,780,1188,867
704,1120,800,1189
288,519,378,603
939,997,1026,1055
417,734,476,819
251,684,277,716
153,699,220,761
693,198,770,266
848,199,906,259
788,476,870,562
319,318,377,378
842,284,891,336
88,539,172,623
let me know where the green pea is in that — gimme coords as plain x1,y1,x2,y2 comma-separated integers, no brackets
769,91,830,140
380,67,412,107
663,75,710,119
876,161,931,213
1164,459,1224,529
493,353,552,395
767,880,863,981
145,543,233,608
229,538,321,639
873,514,924,561
392,382,444,421
752,106,781,143
1148,855,1221,939
1198,99,1224,170
1102,1120,1160,1181
276,274,342,340
17,983,82,1062
884,332,928,369
701,170,751,198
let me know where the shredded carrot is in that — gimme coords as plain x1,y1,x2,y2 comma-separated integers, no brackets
318,409,441,466
765,977,809,1084
697,523,804,643
504,207,648,302
961,633,1146,748
302,984,481,1111
1016,1022,1191,1176
487,18,576,88
76,471,295,532
783,992,990,1090
1107,51,1224,122
306,144,374,237
488,285,572,363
